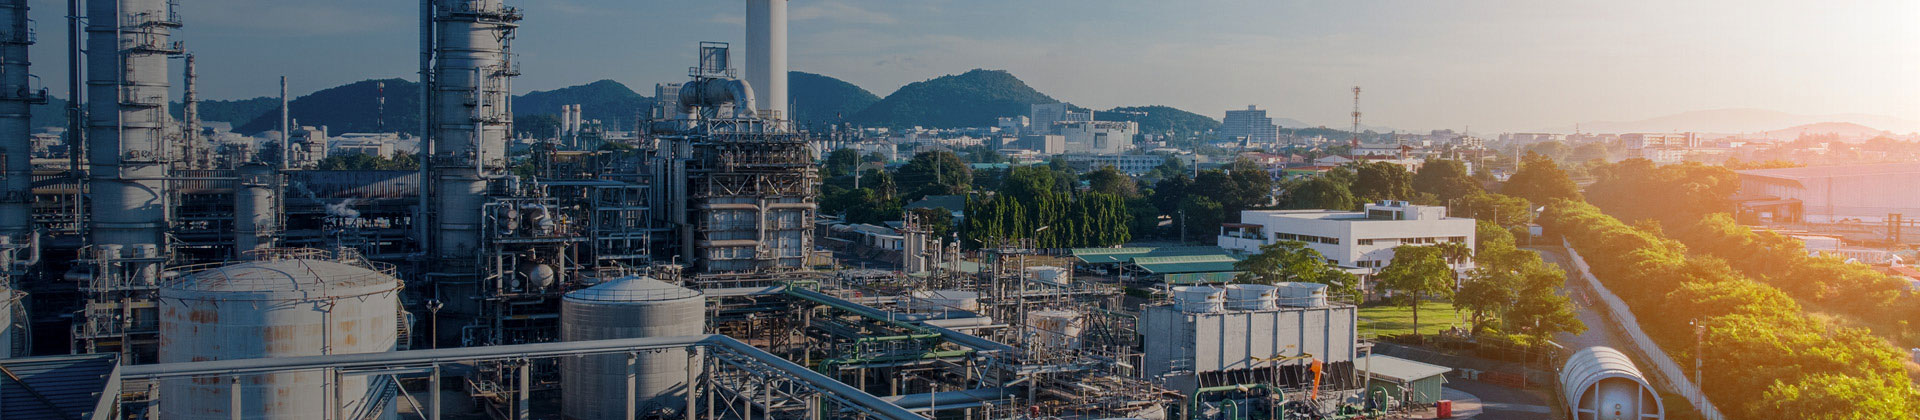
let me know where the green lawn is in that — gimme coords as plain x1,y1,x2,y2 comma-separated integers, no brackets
1357,301,1464,337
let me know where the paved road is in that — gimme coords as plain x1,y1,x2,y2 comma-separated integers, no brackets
1525,246,1634,356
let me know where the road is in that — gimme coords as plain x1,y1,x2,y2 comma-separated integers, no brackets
1524,246,1635,357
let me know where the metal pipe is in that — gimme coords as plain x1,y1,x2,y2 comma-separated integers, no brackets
64,0,82,231
279,76,288,170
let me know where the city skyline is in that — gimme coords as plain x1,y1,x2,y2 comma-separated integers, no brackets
20,0,1920,132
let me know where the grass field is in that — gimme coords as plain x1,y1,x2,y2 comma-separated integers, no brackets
1357,301,1464,337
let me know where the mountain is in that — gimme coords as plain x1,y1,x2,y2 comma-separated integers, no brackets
512,79,651,131
238,78,420,135
1756,122,1892,141
789,71,879,130
852,69,1059,129
1099,105,1218,135
171,97,280,125
1560,108,1920,136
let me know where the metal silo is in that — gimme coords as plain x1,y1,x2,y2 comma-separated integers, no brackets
561,276,705,419
157,249,403,420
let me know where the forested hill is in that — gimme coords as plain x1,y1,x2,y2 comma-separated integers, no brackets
851,69,1060,129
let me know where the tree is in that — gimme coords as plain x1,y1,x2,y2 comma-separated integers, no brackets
1457,192,1533,228
1232,241,1361,301
1176,196,1223,243
1411,158,1481,202
1084,166,1139,198
1502,152,1582,204
895,151,972,200
1524,141,1571,163
1351,161,1415,203
823,148,860,177
1375,245,1456,340
1455,268,1519,333
1282,176,1357,210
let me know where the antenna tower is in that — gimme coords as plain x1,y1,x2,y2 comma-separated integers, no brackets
1350,86,1362,153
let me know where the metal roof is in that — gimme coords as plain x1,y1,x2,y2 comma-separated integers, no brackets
1359,354,1451,383
0,354,120,420
564,275,703,303
1071,246,1231,264
1133,254,1243,275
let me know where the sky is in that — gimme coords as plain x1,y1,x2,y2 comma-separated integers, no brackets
23,0,1920,132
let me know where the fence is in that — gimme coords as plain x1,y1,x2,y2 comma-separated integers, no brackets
1561,240,1726,420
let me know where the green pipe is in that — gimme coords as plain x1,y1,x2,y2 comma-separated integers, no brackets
1188,384,1282,420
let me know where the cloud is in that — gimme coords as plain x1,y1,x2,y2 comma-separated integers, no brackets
790,1,898,25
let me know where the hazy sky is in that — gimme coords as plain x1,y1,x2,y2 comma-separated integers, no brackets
23,0,1920,132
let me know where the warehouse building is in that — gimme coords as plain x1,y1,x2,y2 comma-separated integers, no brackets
1735,162,1920,224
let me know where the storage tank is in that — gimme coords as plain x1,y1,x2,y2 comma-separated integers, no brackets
561,276,706,419
1026,309,1083,350
1026,265,1070,286
1223,284,1279,310
1275,282,1329,307
1173,286,1225,313
910,290,980,312
0,286,16,359
1560,347,1663,420
157,251,402,419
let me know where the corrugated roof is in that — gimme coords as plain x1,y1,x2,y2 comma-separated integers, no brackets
1071,246,1229,264
1360,354,1451,383
1136,259,1242,274
1,354,119,420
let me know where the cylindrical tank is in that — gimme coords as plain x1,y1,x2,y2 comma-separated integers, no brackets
234,165,279,257
1559,347,1664,420
561,276,706,419
1026,309,1082,350
1026,265,1070,286
157,253,402,420
520,263,557,291
0,286,16,359
910,290,980,312
1275,282,1329,307
1173,286,1225,313
1224,284,1279,311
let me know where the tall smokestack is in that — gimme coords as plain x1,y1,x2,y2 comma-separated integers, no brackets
0,0,40,237
86,0,177,249
746,0,787,121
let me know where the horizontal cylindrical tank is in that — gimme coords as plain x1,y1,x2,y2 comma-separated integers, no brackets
1026,265,1070,286
1027,309,1083,350
1560,347,1663,420
911,290,980,312
157,254,402,420
1173,286,1225,313
1224,284,1279,311
1275,282,1329,307
561,276,706,419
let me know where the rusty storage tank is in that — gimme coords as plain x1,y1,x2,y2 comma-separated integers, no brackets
157,248,403,419
561,275,706,419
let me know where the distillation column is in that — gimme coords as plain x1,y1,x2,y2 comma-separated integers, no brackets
746,0,787,120
428,0,518,319
85,0,175,250
0,0,40,237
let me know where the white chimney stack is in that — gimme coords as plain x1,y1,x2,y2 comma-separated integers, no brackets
746,0,788,121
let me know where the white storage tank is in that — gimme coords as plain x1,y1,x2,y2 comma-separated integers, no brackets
561,276,706,419
0,286,16,359
1026,309,1083,350
157,251,402,420
1173,286,1225,313
1025,265,1070,286
1275,282,1329,307
1560,347,1663,420
910,290,980,312
1223,284,1279,311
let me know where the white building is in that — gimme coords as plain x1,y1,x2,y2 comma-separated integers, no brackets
1736,162,1920,224
1622,133,1700,149
1218,201,1476,274
1222,105,1280,144
996,116,1028,136
1059,120,1137,155
1063,153,1189,175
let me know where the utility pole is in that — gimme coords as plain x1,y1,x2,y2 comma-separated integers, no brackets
280,76,290,170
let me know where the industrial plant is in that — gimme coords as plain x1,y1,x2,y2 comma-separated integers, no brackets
0,1,1604,419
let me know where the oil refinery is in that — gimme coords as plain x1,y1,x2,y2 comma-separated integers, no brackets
0,1,1474,419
